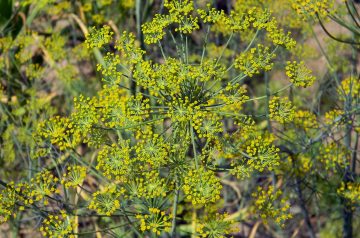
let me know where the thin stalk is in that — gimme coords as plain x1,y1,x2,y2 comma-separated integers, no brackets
215,32,233,66
244,29,260,53
309,22,344,93
158,40,167,62
171,180,180,237
201,25,211,65
345,1,360,29
265,72,272,133
246,84,293,102
327,12,360,35
352,132,359,174
342,92,353,238
190,122,198,169
317,14,360,45
186,35,189,64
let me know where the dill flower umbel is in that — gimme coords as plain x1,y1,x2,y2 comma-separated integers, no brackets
88,185,124,216
291,0,334,18
182,167,222,205
196,213,238,238
135,133,170,167
0,183,16,224
293,110,319,130
136,207,172,235
85,26,113,49
96,141,132,181
244,134,281,171
269,96,295,124
338,76,360,99
318,142,350,170
229,133,280,178
235,44,276,77
36,116,81,151
324,109,346,126
125,171,170,199
285,61,315,87
61,165,87,188
252,186,292,227
40,210,75,238
28,170,60,205
338,182,360,204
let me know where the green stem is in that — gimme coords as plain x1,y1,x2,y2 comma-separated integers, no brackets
190,122,198,169
158,40,167,62
215,32,233,66
171,181,180,237
201,25,211,65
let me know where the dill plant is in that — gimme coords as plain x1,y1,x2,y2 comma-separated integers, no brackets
30,1,302,236
1,0,359,237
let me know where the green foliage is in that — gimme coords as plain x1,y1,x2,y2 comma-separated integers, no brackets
0,0,359,237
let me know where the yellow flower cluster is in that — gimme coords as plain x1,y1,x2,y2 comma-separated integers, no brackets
338,182,360,204
245,135,281,171
269,96,295,124
85,26,113,49
0,183,16,224
318,142,350,170
164,0,194,16
176,15,200,34
126,171,170,199
61,165,87,188
196,213,238,238
40,210,75,238
126,94,151,122
182,167,222,205
194,114,223,139
286,61,316,87
72,95,99,135
324,109,346,126
252,186,292,227
235,44,276,77
142,0,199,44
216,84,249,113
197,5,255,34
1,173,57,210
265,20,297,49
166,97,201,124
88,185,124,216
36,116,81,151
96,141,132,181
230,133,280,179
338,76,360,99
28,171,60,205
135,133,169,167
198,4,296,49
297,155,313,173
97,52,122,78
291,0,334,18
142,14,172,44
230,164,253,179
26,2,308,236
293,110,319,130
115,31,144,65
97,85,128,128
136,207,172,235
